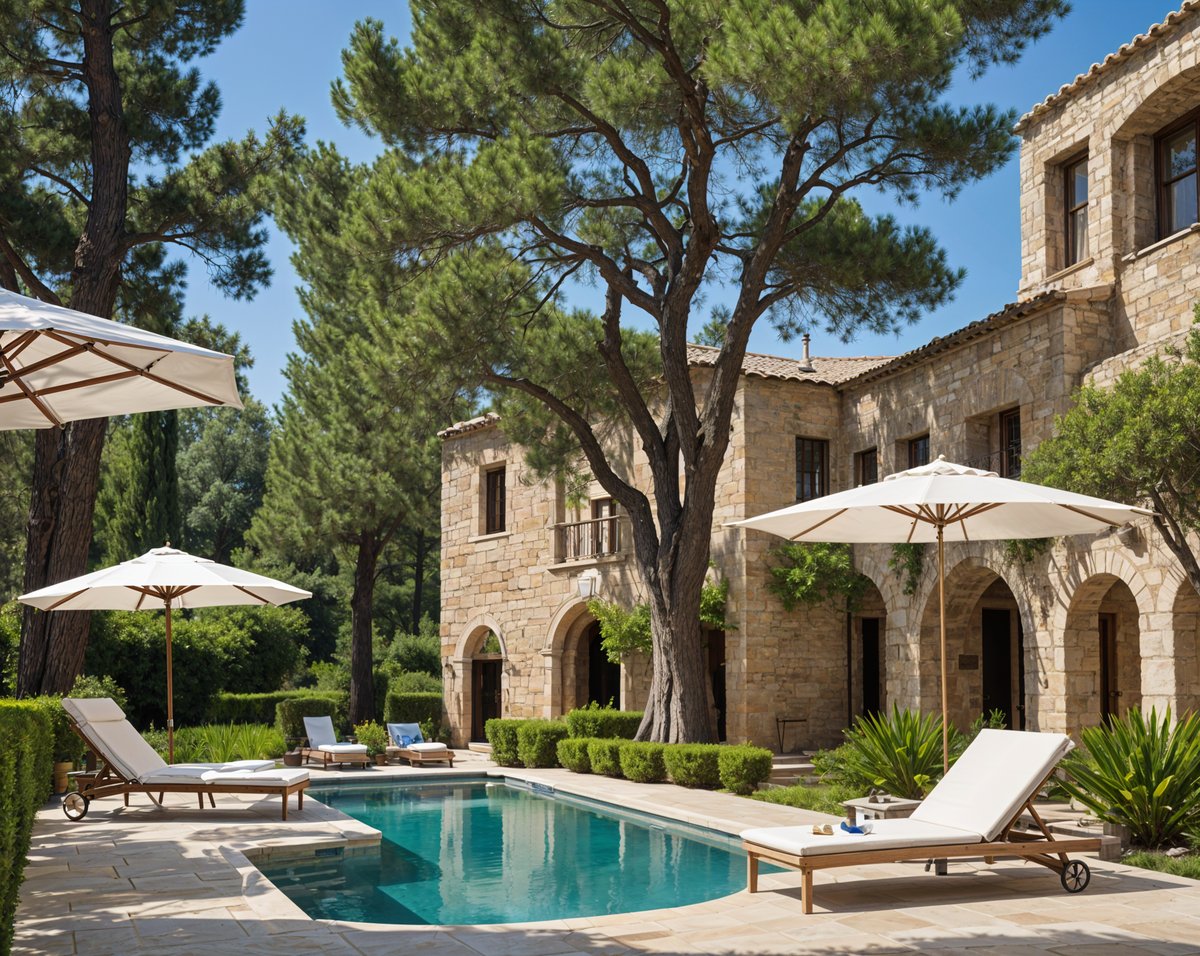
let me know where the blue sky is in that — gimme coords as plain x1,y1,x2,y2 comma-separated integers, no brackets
185,1,1178,408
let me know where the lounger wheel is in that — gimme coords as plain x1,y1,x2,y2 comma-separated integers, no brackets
1060,859,1090,893
62,792,90,821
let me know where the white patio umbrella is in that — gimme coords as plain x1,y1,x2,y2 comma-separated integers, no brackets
19,547,311,761
731,456,1153,771
0,288,242,428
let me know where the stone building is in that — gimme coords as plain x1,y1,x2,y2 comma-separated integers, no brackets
438,4,1200,749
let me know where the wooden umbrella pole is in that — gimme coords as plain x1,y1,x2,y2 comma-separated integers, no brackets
165,600,174,763
938,524,948,775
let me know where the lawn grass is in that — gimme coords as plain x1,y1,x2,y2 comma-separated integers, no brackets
750,782,863,816
1122,851,1200,881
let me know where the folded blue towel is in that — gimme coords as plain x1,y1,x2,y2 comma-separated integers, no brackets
840,821,867,834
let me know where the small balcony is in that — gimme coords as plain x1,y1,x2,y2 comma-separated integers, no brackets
554,515,629,564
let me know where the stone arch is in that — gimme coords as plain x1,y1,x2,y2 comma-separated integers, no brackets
916,557,1030,731
1170,580,1200,715
1061,574,1142,731
449,615,508,745
543,597,618,716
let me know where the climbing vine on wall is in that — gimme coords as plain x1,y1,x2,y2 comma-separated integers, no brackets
766,542,869,611
888,542,926,595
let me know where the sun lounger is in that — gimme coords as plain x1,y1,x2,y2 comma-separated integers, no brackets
59,697,309,821
300,715,370,769
386,722,454,766
742,729,1101,913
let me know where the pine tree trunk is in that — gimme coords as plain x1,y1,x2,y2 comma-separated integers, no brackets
411,529,426,635
348,534,380,725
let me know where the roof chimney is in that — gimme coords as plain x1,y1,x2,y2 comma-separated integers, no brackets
796,333,814,373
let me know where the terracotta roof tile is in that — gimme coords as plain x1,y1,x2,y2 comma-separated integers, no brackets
1016,2,1200,132
686,344,893,385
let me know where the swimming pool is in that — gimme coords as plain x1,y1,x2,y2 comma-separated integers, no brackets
258,778,766,925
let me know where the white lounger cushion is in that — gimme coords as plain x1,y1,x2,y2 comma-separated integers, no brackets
80,712,167,781
316,743,368,754
910,729,1072,841
742,818,979,858
136,761,275,783
62,696,126,724
398,742,447,753
140,767,309,786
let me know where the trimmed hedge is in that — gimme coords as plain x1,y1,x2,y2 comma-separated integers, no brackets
384,692,443,727
565,707,643,739
208,690,327,726
718,745,774,795
0,700,54,956
485,719,525,767
663,744,722,788
587,738,624,777
275,695,346,740
556,737,593,773
516,721,570,769
619,742,667,783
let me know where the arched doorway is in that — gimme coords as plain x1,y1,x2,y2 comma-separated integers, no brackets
584,621,621,707
851,580,888,721
469,630,504,742
918,562,1027,731
1172,582,1200,714
1063,575,1141,729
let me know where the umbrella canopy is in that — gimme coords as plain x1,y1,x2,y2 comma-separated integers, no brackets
0,288,242,428
731,456,1153,770
20,547,312,760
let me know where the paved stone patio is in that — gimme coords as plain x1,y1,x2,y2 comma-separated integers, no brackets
14,754,1200,955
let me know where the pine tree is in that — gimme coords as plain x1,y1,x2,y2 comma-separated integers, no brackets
331,0,1068,740
0,1,302,693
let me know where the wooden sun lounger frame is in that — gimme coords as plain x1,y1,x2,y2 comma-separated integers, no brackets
65,720,309,822
299,742,371,769
385,744,455,767
744,771,1101,914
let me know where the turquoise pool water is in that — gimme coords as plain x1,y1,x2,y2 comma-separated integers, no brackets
258,779,764,925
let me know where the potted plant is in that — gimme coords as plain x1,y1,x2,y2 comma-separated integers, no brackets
353,720,390,766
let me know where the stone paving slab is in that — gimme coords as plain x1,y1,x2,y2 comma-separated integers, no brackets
13,760,1200,955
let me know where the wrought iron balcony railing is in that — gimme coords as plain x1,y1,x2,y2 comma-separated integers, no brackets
554,515,628,563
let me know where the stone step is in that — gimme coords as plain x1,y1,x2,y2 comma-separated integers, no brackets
467,741,492,754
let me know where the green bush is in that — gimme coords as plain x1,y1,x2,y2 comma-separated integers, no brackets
353,721,390,758
25,698,79,766
587,738,624,777
389,670,443,694
565,705,643,739
517,721,570,768
275,695,346,740
0,604,20,698
662,744,722,788
67,673,127,712
384,692,443,727
0,699,54,956
170,723,286,762
1061,707,1200,849
485,719,525,767
751,781,863,815
718,744,774,795
556,737,593,773
825,705,961,799
388,626,441,677
619,741,667,783
203,604,307,694
208,690,323,725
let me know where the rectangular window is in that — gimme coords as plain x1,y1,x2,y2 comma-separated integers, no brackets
795,438,829,501
1159,115,1199,237
1064,154,1089,265
908,435,930,469
484,466,506,534
855,448,878,486
590,497,618,555
999,408,1022,478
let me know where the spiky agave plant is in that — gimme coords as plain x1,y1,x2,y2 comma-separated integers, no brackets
1060,707,1200,849
839,705,964,799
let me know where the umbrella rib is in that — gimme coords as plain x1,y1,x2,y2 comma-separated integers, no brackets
6,341,90,378
45,589,87,611
0,343,63,426
1057,503,1126,525
27,369,141,397
233,585,272,605
3,330,38,363
787,509,849,540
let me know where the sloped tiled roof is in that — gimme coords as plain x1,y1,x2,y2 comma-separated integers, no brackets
839,291,1067,387
686,344,893,385
437,412,500,439
1016,2,1200,132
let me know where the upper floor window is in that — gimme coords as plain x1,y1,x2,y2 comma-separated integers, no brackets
1159,114,1199,237
908,434,930,469
590,497,619,555
999,408,1022,478
484,466,506,534
795,437,829,501
855,448,878,486
1064,154,1088,265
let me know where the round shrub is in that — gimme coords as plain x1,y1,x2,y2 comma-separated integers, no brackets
565,706,643,739
587,738,624,777
619,741,667,783
663,743,722,788
275,694,347,740
718,744,774,795
557,737,593,773
517,720,570,768
385,691,443,727
485,718,525,767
